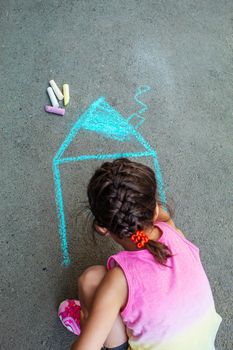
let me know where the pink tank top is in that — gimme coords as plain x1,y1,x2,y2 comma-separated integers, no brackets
107,221,222,350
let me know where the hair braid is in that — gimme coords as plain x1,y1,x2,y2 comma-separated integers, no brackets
87,158,173,265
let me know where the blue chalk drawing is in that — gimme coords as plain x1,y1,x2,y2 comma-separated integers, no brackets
53,86,166,266
127,85,150,128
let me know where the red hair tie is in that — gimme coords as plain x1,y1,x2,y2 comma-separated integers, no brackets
130,230,149,248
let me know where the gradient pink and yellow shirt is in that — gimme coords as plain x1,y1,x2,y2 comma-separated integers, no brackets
107,221,222,350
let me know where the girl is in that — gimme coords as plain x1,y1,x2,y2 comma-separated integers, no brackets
58,158,222,350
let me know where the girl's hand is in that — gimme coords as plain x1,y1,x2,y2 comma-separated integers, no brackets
71,267,128,350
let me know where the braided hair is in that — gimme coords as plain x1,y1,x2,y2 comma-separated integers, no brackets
87,158,172,265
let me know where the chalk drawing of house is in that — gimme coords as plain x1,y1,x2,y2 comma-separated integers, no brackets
53,88,166,266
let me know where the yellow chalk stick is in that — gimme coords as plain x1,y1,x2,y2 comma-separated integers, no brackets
63,84,70,106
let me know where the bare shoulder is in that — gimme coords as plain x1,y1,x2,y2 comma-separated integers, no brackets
106,267,128,292
164,216,185,238
106,266,127,283
157,205,185,238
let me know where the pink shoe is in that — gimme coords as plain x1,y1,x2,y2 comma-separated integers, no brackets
58,299,81,335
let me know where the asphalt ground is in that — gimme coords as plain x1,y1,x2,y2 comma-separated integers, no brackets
0,1,232,349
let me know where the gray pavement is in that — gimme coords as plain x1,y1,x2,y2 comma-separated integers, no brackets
0,0,232,349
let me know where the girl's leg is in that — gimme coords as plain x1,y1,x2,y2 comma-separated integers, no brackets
78,265,128,349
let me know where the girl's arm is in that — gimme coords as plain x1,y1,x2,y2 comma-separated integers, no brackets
71,267,128,350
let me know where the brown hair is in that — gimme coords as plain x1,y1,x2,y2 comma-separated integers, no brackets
87,158,173,266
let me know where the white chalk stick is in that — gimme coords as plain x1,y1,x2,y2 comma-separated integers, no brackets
49,80,64,101
47,87,59,107
63,84,70,106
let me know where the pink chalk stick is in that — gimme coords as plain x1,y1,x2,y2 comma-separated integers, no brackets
45,105,65,116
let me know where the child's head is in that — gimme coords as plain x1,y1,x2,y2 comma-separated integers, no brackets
87,158,172,264
87,158,157,237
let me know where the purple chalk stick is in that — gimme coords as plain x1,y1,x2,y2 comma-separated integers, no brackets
45,105,65,116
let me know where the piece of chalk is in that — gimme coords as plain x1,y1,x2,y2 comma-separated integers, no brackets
47,87,59,107
63,83,70,106
45,105,65,116
49,80,64,101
